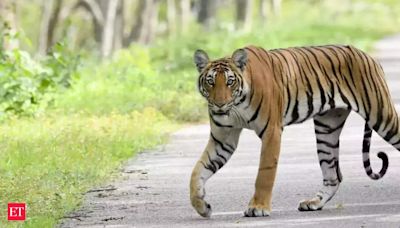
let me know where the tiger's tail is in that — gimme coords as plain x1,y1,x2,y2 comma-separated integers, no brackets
362,123,389,180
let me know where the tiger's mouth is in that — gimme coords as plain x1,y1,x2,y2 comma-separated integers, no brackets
211,109,230,116
209,102,233,116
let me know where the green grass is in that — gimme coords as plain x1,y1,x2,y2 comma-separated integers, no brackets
0,109,176,227
54,47,206,122
1,0,400,227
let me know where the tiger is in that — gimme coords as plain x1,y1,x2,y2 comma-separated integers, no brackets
190,44,396,217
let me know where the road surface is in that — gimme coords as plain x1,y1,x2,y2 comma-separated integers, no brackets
60,36,400,228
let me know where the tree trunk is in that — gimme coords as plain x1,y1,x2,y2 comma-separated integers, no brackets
143,0,159,44
271,0,281,16
197,0,217,30
179,0,190,34
101,0,120,58
0,0,19,50
113,0,124,51
259,0,267,24
167,0,176,36
124,0,160,46
95,0,109,43
75,0,105,43
38,0,53,54
236,0,253,32
124,0,145,46
38,0,63,55
74,0,123,55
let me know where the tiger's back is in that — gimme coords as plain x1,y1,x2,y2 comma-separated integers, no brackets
246,45,396,127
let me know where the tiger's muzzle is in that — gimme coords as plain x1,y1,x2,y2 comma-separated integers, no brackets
209,102,233,116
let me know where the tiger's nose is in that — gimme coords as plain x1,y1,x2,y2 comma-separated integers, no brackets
214,102,225,108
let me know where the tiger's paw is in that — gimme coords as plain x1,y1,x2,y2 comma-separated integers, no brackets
191,198,212,217
244,207,270,217
298,198,323,211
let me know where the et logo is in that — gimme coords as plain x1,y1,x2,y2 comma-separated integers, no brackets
8,203,26,221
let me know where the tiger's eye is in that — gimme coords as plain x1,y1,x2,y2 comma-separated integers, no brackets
207,79,214,85
227,79,235,86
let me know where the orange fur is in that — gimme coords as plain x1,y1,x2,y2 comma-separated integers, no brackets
190,44,398,217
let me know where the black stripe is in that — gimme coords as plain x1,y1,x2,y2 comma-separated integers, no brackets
349,47,371,120
301,48,329,112
314,119,333,129
201,159,216,173
317,149,331,155
287,70,300,125
365,57,384,131
325,47,352,109
314,47,338,72
324,182,339,187
206,150,223,171
362,139,371,153
363,160,371,168
211,133,234,154
383,120,398,142
212,157,225,169
300,67,315,120
336,160,342,182
288,98,299,124
271,51,293,117
314,119,346,134
246,47,265,64
306,47,336,109
360,52,377,119
210,115,233,128
337,86,351,109
391,138,400,147
332,46,360,112
319,157,336,166
316,139,339,148
215,149,227,163
273,50,293,76
268,51,286,98
235,95,247,106
247,96,263,123
362,134,371,153
287,49,315,122
258,119,269,138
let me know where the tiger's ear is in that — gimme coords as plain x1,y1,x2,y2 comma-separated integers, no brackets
232,48,247,71
194,49,209,73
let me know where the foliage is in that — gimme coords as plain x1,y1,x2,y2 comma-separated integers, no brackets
0,0,400,227
0,43,80,119
55,45,205,122
0,108,175,227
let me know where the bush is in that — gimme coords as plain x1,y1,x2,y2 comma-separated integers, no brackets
0,43,80,119
55,45,207,122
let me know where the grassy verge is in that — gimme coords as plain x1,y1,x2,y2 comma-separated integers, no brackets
0,109,176,227
0,1,400,227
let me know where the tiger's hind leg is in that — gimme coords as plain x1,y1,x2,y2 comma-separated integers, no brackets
298,108,351,211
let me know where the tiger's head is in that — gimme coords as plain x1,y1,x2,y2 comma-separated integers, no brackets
193,49,248,116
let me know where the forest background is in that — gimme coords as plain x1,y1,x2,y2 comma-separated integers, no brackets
1,0,400,226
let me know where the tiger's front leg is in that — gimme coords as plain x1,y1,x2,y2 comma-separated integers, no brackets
244,125,282,217
190,127,242,217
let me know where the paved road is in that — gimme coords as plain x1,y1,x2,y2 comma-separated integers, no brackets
61,36,400,228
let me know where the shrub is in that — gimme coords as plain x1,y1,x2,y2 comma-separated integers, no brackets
0,43,79,119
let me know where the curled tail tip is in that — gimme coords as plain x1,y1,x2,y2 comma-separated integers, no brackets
377,151,389,177
367,151,389,180
362,123,389,180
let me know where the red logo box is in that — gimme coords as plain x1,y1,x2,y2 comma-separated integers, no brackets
8,203,26,221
